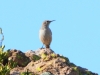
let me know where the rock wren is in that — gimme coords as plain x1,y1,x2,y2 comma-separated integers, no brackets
39,20,55,48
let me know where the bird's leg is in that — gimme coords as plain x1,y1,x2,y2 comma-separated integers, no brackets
41,44,44,49
46,45,50,48
45,45,50,50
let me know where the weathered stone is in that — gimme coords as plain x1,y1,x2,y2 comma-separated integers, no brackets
9,49,98,75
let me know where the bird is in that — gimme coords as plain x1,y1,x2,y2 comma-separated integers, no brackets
39,20,55,48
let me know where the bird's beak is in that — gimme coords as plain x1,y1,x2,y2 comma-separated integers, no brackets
50,20,55,22
51,20,55,22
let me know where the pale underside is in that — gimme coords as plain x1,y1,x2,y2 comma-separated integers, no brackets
39,28,52,46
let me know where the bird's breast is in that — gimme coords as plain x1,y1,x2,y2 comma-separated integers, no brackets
39,28,52,45
39,28,52,39
39,29,51,36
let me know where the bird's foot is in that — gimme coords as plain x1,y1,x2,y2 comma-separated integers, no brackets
40,47,44,49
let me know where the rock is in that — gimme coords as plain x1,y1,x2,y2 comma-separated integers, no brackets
40,72,53,75
34,48,54,56
10,67,23,75
25,50,41,61
8,49,30,67
9,49,98,75
25,50,35,57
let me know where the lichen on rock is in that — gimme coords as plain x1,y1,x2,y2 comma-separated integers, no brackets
0,48,97,75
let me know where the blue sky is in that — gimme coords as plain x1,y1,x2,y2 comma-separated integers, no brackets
0,0,100,74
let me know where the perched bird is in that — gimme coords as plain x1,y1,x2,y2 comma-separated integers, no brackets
39,20,55,48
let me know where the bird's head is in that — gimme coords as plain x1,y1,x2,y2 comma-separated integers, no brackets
42,20,55,27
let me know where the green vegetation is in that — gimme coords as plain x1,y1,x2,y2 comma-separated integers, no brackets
41,53,47,59
51,53,56,58
70,62,76,67
21,69,33,75
0,63,10,75
59,55,70,63
0,45,18,75
0,45,7,63
36,67,42,72
72,67,79,73
32,55,41,62
86,71,92,75
0,45,35,74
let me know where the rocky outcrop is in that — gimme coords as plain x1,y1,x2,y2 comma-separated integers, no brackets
8,49,30,67
8,48,98,75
